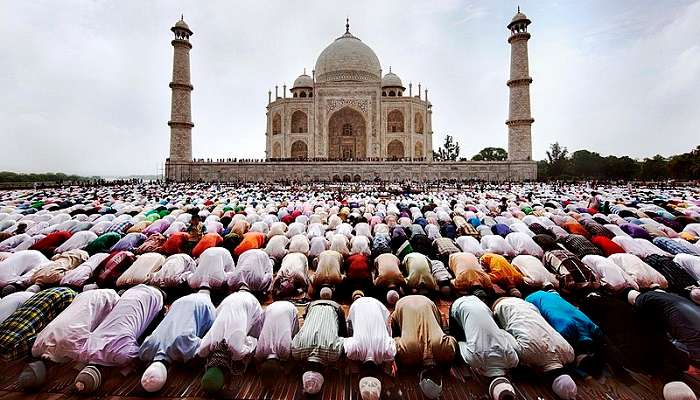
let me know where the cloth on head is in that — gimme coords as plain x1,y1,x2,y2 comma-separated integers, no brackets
302,370,324,394
552,374,577,400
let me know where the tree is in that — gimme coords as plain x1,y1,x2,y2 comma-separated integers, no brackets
570,150,603,178
433,135,461,161
639,155,669,181
545,142,569,178
472,147,507,161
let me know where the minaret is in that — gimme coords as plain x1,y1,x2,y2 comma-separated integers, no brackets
168,16,194,162
506,7,534,161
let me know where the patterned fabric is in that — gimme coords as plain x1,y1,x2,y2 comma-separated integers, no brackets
106,221,133,235
559,234,603,259
95,251,136,287
644,255,699,295
653,237,700,256
543,250,600,292
291,300,346,365
0,287,76,361
580,219,615,239
432,238,460,257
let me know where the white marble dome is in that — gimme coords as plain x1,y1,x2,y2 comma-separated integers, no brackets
293,73,313,88
382,71,403,88
314,30,381,83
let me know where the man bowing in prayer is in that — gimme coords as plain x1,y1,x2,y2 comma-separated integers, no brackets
493,296,578,400
291,289,347,396
74,284,164,394
391,295,456,399
254,300,300,388
196,289,263,395
450,295,520,400
0,286,76,362
19,289,119,390
139,289,216,392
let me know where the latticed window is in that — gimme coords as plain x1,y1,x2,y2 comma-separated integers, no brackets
342,123,353,136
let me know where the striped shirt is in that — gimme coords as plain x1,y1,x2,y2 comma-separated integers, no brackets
291,300,346,365
0,287,76,361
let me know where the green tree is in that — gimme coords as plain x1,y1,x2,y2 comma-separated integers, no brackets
639,155,669,181
570,150,603,178
433,135,461,161
545,142,569,178
472,147,508,161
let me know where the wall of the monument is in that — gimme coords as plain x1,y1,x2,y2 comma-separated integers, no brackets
165,160,537,182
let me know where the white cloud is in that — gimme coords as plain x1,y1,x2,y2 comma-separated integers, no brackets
0,0,697,175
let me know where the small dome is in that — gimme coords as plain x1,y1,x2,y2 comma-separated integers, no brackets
314,25,381,83
293,73,313,89
382,71,403,88
173,17,192,34
508,10,530,29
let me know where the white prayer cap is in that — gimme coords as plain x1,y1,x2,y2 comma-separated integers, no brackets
141,361,168,392
302,371,324,395
359,377,381,400
552,374,577,400
663,381,696,400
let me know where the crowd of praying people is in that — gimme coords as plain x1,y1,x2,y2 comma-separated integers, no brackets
0,181,698,400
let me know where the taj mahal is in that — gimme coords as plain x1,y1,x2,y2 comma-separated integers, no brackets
165,10,537,182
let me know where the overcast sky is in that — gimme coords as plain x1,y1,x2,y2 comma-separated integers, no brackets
1,0,699,176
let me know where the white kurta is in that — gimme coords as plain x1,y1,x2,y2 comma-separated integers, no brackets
505,232,543,257
116,252,166,287
493,297,574,372
227,249,273,293
344,297,396,364
673,254,700,281
511,255,559,289
581,255,638,293
32,289,119,363
608,253,668,289
0,291,34,323
188,247,234,289
451,296,519,377
0,250,49,287
60,253,110,287
148,254,196,288
197,291,263,361
254,301,299,361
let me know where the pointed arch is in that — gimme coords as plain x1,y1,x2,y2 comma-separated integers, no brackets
415,141,424,158
291,110,308,133
272,113,281,135
414,112,424,134
290,140,308,159
387,110,404,133
387,140,404,159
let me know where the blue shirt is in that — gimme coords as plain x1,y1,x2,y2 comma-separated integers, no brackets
139,291,215,363
525,290,601,350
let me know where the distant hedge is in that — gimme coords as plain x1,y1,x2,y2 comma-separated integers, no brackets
0,171,98,183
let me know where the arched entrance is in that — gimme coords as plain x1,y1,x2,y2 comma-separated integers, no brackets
290,140,308,159
328,107,366,160
387,140,404,159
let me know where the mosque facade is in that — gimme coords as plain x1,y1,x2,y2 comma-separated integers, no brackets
165,11,537,181
266,20,433,162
